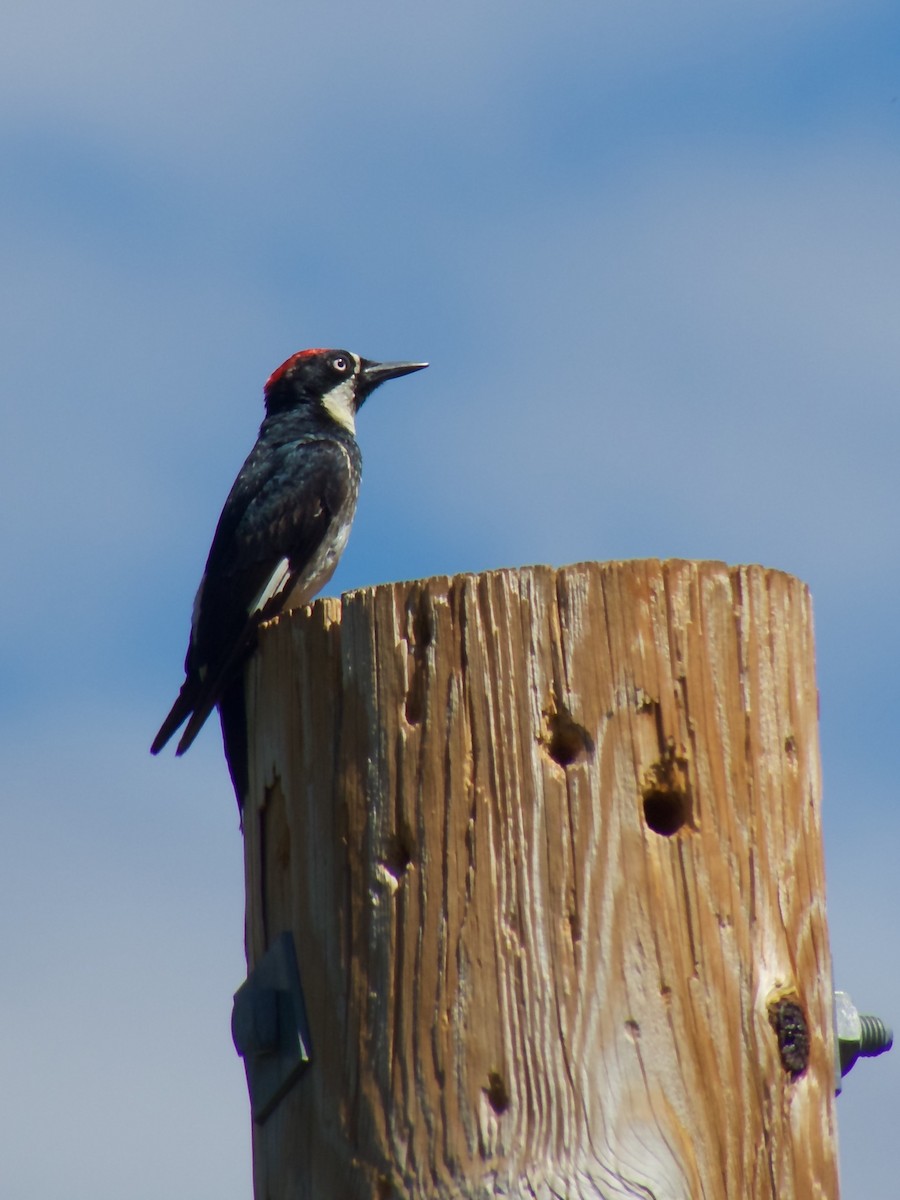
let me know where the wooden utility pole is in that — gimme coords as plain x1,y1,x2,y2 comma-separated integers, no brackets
233,560,839,1198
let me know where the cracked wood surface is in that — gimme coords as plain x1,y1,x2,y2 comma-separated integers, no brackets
240,560,838,1199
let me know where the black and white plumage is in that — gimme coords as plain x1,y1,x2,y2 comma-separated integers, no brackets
151,348,427,786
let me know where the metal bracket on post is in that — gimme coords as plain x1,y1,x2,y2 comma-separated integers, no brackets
232,931,312,1123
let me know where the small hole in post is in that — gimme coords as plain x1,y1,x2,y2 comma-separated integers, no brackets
484,1070,509,1114
641,748,691,836
544,706,593,767
768,995,810,1079
384,829,413,876
642,788,689,836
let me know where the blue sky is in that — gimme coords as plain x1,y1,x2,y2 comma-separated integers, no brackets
2,1,898,1194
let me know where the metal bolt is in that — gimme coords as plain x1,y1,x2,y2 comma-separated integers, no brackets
232,982,279,1058
834,990,893,1093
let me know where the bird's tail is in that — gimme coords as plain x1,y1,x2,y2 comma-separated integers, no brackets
150,684,196,755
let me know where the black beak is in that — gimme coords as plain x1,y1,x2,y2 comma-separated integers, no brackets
361,358,429,390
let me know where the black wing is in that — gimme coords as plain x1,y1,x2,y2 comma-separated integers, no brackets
151,435,357,756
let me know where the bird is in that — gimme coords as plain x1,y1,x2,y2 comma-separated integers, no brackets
151,347,427,801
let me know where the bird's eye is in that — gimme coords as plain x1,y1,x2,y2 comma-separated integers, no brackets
332,355,349,373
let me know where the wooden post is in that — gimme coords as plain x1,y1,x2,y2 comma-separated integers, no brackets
237,560,839,1198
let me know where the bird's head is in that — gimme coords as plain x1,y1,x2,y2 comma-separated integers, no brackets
263,348,428,432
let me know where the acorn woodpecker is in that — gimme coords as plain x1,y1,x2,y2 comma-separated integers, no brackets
151,348,427,789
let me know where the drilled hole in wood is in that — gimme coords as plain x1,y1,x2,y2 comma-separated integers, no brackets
384,830,413,875
642,789,688,836
768,995,810,1079
544,707,593,767
484,1070,509,1114
641,748,691,836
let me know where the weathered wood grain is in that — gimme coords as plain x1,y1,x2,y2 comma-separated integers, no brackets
239,560,838,1198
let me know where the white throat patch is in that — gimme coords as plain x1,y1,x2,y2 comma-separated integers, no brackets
321,376,357,434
